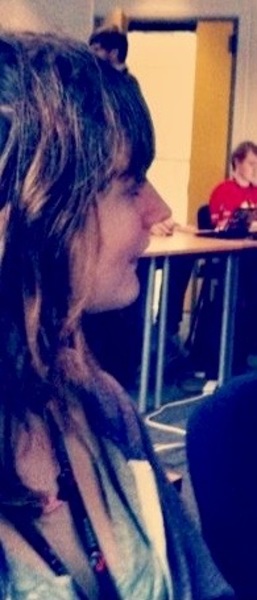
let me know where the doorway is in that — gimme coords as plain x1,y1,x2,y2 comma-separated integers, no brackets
188,20,237,224
127,19,237,225
128,26,196,224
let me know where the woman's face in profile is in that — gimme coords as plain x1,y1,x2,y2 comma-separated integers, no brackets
72,168,170,314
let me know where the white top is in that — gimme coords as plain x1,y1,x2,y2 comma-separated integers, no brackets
4,439,173,600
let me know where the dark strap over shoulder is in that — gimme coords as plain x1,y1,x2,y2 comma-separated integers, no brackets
9,410,120,600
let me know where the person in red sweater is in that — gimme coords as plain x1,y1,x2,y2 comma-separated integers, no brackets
208,141,257,371
209,140,257,229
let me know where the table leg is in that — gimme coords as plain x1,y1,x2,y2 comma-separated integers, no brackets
139,250,240,411
154,256,170,409
138,258,156,413
218,252,239,386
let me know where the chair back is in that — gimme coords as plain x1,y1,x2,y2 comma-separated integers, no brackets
197,204,213,230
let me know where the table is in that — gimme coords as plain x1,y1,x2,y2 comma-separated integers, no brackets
138,231,257,412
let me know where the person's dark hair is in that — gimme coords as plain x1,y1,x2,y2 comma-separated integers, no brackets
231,140,257,169
0,31,154,517
89,27,128,64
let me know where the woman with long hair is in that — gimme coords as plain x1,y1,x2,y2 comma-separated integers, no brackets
0,31,233,599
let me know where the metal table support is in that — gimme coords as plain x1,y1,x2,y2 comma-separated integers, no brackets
218,252,239,386
138,251,241,413
154,256,170,408
138,258,156,413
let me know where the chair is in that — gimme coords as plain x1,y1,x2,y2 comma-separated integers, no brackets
197,203,213,230
187,373,257,599
185,204,222,377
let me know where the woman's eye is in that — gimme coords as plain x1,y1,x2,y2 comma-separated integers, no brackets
125,182,142,199
129,186,140,197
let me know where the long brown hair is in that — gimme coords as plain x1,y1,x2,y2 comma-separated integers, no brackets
0,32,154,512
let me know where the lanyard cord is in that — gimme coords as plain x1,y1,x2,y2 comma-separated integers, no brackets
48,411,119,594
10,411,121,600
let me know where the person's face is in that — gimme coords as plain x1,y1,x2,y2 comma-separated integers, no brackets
72,175,170,313
235,150,257,184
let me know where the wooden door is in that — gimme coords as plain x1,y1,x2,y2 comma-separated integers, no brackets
188,20,236,224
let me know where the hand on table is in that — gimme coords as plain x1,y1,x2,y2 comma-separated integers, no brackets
150,216,175,237
174,223,198,234
150,218,197,237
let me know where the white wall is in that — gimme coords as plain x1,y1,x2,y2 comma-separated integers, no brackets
128,31,196,223
94,0,256,150
0,0,93,40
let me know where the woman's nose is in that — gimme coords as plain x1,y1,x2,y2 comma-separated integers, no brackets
137,181,171,228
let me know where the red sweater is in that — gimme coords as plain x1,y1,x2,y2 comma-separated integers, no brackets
209,179,257,227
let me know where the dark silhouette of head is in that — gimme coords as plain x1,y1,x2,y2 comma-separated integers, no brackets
89,26,128,69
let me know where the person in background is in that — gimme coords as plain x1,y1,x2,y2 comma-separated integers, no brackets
209,140,257,229
89,25,129,72
87,25,193,388
0,31,234,600
208,141,257,373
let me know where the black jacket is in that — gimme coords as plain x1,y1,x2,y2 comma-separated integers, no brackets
187,373,257,599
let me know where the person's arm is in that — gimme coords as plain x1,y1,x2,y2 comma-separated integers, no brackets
150,215,175,236
150,214,198,236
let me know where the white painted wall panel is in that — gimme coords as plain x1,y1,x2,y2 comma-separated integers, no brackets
94,0,255,148
0,0,93,40
128,31,196,223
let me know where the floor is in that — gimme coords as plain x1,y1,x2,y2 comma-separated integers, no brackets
144,390,207,524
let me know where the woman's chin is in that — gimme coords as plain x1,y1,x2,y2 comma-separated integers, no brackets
112,277,141,310
88,281,140,313
111,284,140,310
122,277,140,306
